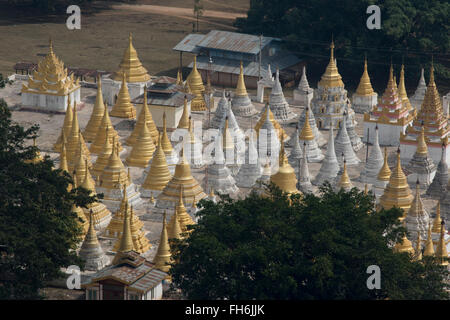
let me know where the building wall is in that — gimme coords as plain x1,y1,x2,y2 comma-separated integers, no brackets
102,77,148,106
21,88,81,113
199,69,258,89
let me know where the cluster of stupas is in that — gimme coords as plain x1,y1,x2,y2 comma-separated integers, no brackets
20,33,450,276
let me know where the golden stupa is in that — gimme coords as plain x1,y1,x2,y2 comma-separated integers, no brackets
355,57,375,96
318,40,344,88
379,148,414,217
22,39,80,99
171,186,195,233
91,127,113,179
90,102,122,154
424,223,435,257
394,222,415,254
109,188,150,254
141,133,172,192
126,86,159,145
397,64,414,113
176,68,183,86
299,108,315,141
112,205,135,265
54,97,73,152
186,56,207,111
73,140,94,187
25,137,44,164
66,104,91,172
59,133,69,174
254,104,286,139
125,121,156,168
270,134,299,195
337,159,353,191
83,76,106,142
167,206,183,241
222,117,234,152
236,60,248,97
80,159,112,229
98,139,129,190
157,147,206,208
435,221,449,266
110,72,137,119
153,211,172,273
377,147,392,182
177,96,190,130
161,112,174,156
432,202,443,234
72,171,89,237
112,33,151,83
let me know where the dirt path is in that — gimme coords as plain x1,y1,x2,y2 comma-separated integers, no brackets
111,4,246,20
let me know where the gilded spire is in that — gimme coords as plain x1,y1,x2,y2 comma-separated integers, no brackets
161,112,174,154
254,103,286,139
356,57,375,96
83,76,106,142
394,221,415,254
110,72,136,119
177,96,190,129
379,148,414,215
235,61,248,97
222,116,234,151
435,220,448,266
377,147,392,181
397,64,413,111
54,98,73,152
114,201,134,260
81,210,100,248
99,137,129,189
176,68,183,86
141,132,172,191
112,33,150,83
299,107,314,141
318,39,344,88
337,158,352,190
66,101,81,166
59,133,69,173
90,102,122,154
92,127,113,178
125,120,156,167
186,55,207,111
432,202,443,234
270,133,299,195
167,207,183,240
424,222,435,257
175,186,195,231
153,211,172,273
415,124,428,156
126,86,158,145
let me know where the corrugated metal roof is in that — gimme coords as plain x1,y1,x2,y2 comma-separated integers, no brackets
196,30,275,54
173,30,277,55
173,33,204,53
189,54,301,77
129,268,167,292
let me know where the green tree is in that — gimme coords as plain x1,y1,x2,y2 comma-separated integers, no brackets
170,183,449,299
0,74,12,89
0,99,95,299
234,0,450,91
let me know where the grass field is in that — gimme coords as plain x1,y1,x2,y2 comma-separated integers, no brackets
0,0,249,78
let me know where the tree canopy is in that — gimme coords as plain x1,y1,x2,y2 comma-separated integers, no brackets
0,99,95,299
235,0,449,91
170,183,450,299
